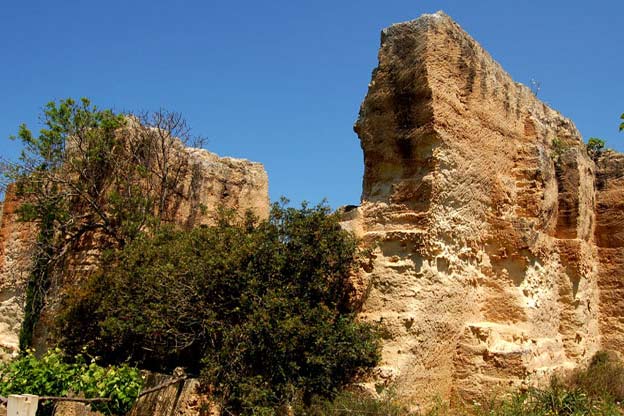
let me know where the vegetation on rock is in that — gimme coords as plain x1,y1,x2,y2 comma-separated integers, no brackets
550,137,572,162
295,390,414,416
586,137,605,161
309,351,624,416
2,98,379,415
2,98,202,349
57,201,381,415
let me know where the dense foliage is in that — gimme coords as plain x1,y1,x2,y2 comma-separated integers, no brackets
586,137,605,161
0,349,142,415
57,202,381,415
2,98,202,348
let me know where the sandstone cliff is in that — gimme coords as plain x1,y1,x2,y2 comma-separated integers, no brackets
0,185,37,361
1,10,623,414
345,11,615,407
0,144,269,361
595,151,624,353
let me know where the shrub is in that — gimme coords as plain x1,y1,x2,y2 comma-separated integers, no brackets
568,350,624,402
551,137,569,160
3,98,204,349
587,137,605,161
464,352,624,416
57,202,381,415
468,385,621,416
0,349,142,415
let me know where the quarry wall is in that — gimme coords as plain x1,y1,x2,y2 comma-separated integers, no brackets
1,10,623,411
343,11,622,406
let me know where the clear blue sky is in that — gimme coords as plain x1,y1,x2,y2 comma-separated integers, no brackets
1,0,622,207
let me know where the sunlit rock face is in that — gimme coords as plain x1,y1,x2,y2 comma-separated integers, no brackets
0,144,269,361
346,11,613,406
595,151,624,354
0,186,37,361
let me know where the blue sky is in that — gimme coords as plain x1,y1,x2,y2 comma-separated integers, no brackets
1,0,622,207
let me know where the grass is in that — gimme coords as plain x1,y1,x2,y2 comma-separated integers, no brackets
295,351,624,415
294,390,415,416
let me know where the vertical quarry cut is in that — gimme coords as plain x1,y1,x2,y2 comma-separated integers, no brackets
346,11,614,405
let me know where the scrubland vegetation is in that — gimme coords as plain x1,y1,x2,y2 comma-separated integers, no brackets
305,350,624,416
3,100,624,415
56,202,381,415
0,99,381,415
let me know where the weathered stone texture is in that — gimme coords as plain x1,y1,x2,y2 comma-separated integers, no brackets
595,151,624,353
0,185,37,361
348,11,606,406
181,147,270,225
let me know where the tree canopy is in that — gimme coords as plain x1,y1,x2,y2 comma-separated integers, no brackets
57,202,381,415
2,98,202,348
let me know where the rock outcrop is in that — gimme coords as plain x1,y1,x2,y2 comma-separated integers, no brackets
345,11,613,407
2,10,624,413
0,145,269,361
595,151,624,353
0,186,37,361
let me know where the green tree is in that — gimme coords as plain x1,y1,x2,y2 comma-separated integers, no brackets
4,98,202,249
57,202,381,415
620,113,624,132
587,137,605,161
2,98,203,348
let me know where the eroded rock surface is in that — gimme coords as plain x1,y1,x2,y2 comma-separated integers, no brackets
346,11,608,406
595,151,624,353
0,185,37,361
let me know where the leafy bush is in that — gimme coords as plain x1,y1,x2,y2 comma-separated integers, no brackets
0,349,142,415
57,202,381,415
3,98,204,349
587,137,605,161
568,350,624,403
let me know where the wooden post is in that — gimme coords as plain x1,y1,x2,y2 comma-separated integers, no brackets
7,395,38,416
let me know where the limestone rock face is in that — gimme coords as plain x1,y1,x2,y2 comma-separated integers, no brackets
0,145,269,361
348,11,606,405
181,148,270,225
595,151,624,353
0,185,37,362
